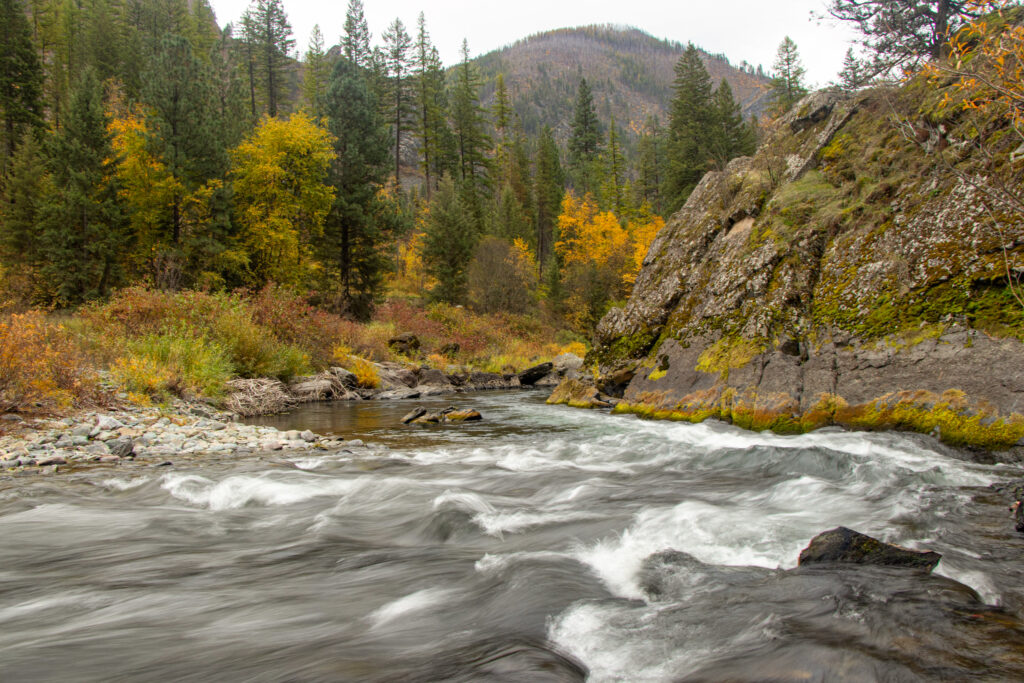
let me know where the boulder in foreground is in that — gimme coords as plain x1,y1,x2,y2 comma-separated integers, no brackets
546,378,610,409
798,527,941,571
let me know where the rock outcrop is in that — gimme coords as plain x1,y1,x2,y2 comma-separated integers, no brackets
592,86,1024,452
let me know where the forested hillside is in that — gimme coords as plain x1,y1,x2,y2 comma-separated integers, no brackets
473,26,770,144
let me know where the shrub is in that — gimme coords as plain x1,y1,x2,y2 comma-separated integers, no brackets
0,311,99,413
115,328,235,399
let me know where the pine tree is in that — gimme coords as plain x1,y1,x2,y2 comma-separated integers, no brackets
451,39,491,227
709,79,756,170
770,36,807,113
422,174,477,304
412,12,449,199
534,125,564,274
342,0,371,68
635,116,665,215
143,35,221,248
493,73,511,141
602,115,625,215
0,0,44,176
41,69,126,305
322,57,393,319
383,18,414,186
838,48,866,90
0,134,47,293
567,78,601,194
665,44,714,212
303,24,328,119
827,0,981,71
245,0,294,118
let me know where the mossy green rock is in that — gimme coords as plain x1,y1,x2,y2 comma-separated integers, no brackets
799,527,941,571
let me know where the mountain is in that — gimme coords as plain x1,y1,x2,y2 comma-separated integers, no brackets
588,82,1024,452
471,25,771,143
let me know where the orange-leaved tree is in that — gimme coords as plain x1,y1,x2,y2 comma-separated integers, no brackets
555,192,633,331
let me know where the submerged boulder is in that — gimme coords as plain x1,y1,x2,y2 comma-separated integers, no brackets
409,406,484,425
798,527,941,571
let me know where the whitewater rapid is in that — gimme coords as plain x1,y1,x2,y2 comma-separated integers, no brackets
2,391,1023,681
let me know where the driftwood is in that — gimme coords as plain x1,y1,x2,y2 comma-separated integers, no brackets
289,371,349,403
225,378,295,417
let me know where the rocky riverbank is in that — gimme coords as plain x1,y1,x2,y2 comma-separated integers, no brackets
228,353,585,417
0,401,361,477
0,353,586,477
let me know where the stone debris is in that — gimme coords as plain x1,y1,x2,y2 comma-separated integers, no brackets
0,401,350,477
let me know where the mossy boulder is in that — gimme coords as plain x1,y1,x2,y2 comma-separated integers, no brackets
547,379,611,409
798,527,941,571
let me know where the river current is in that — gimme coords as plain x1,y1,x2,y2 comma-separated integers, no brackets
3,391,1024,681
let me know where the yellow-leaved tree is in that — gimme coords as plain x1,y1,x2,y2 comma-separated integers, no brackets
625,203,666,286
555,192,633,331
231,113,335,287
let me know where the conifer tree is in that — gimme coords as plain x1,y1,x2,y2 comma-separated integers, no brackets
322,58,393,319
383,18,414,186
665,44,713,212
770,37,807,113
342,0,372,68
534,125,564,274
303,24,328,119
451,39,491,226
413,13,449,199
244,0,294,118
422,174,477,303
635,116,665,216
41,69,126,305
709,79,756,169
0,0,44,176
838,48,867,89
827,0,982,70
0,134,47,293
567,78,601,194
602,115,626,215
143,35,221,248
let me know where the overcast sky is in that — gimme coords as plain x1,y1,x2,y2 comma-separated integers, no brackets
208,0,860,87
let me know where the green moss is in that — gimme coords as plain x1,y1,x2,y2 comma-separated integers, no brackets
648,368,667,381
590,328,659,368
696,337,763,376
611,387,1024,452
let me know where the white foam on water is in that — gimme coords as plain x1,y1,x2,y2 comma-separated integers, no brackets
367,587,454,629
475,508,606,536
936,562,1003,605
432,490,496,515
473,550,573,575
98,476,152,491
160,472,363,510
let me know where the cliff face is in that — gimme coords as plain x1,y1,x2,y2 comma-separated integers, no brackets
593,86,1024,452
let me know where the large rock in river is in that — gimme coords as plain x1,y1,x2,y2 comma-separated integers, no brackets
547,379,611,409
798,527,941,571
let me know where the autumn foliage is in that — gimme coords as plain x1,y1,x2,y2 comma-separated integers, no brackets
0,312,99,414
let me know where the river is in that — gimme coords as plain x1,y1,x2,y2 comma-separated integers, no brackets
3,390,1024,681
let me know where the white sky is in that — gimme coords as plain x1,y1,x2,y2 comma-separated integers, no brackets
208,0,860,87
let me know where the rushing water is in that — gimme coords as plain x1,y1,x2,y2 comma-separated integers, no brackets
3,391,1024,681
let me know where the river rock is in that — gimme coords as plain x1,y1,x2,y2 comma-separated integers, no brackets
553,353,584,374
95,415,124,431
300,430,316,443
517,362,554,386
402,407,427,424
71,424,92,438
108,437,135,458
798,527,941,571
546,379,610,409
445,409,482,422
417,368,451,386
378,388,421,400
329,367,358,389
1,414,23,422
36,455,66,466
388,333,421,355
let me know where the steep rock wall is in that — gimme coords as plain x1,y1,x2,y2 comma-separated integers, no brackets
593,88,1024,452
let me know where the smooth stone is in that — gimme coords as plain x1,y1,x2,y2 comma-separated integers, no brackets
300,430,316,443
36,456,66,466
108,438,135,458
798,527,941,571
71,425,92,437
95,415,124,431
401,407,428,424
